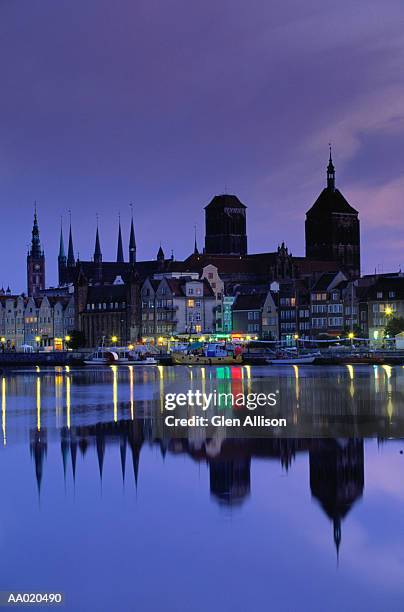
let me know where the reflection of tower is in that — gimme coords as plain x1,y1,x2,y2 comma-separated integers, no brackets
309,438,364,558
30,428,48,495
209,456,251,506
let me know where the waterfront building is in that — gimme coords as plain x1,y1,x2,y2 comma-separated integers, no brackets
140,274,216,342
75,267,140,348
310,271,348,338
0,293,74,349
200,264,224,332
232,292,277,339
360,275,404,342
222,296,235,334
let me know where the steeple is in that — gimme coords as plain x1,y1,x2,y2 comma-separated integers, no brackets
94,220,102,263
30,203,42,258
58,218,66,265
327,144,335,191
67,212,75,267
27,203,46,296
116,216,124,263
157,244,164,261
129,206,136,264
194,225,199,255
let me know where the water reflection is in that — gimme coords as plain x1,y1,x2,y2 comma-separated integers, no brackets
0,366,403,565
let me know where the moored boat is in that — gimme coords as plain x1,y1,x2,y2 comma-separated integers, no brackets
171,342,242,365
84,349,119,365
268,353,317,365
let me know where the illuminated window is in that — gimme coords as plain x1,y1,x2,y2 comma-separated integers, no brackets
187,299,195,308
195,325,202,333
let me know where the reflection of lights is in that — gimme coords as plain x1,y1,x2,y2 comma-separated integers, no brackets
2,377,6,446
111,365,118,422
244,365,251,380
55,367,63,429
66,373,71,429
346,364,354,398
373,365,379,393
158,365,164,413
128,365,134,420
201,367,206,380
382,364,392,380
36,376,41,431
65,365,70,373
292,365,299,402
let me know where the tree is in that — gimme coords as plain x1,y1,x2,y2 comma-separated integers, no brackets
66,329,86,349
385,316,404,337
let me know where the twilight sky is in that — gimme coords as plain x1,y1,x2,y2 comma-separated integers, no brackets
1,0,404,292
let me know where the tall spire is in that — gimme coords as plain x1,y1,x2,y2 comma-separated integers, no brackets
58,218,66,264
116,216,124,263
67,211,75,267
327,143,335,191
30,202,42,258
129,204,136,264
194,225,199,255
157,243,164,261
94,217,102,263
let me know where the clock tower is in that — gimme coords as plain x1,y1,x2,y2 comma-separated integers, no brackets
27,205,46,296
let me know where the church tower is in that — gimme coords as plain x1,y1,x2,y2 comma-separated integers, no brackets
305,150,360,277
27,205,46,296
204,194,247,256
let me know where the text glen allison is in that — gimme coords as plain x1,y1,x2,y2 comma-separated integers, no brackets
165,415,287,428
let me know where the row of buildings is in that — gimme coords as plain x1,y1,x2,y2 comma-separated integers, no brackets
1,152,399,348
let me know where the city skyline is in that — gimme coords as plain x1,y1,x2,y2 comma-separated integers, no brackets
2,1,404,291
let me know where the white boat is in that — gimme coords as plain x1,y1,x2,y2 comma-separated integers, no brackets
268,355,317,365
84,349,119,365
130,356,157,366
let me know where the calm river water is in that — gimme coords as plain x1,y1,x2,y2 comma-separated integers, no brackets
0,364,403,611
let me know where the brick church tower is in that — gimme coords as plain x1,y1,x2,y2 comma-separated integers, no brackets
204,194,247,256
305,151,360,278
27,205,46,296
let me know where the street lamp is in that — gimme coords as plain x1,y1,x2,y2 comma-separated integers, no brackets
111,335,118,344
385,306,393,317
65,335,71,343
348,331,354,348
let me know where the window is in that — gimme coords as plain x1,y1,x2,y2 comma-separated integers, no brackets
389,291,396,298
195,325,202,333
248,311,254,320
188,288,194,295
208,272,213,279
377,292,383,299
195,300,201,308
187,299,195,308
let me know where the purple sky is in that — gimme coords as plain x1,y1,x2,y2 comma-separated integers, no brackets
1,0,404,292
